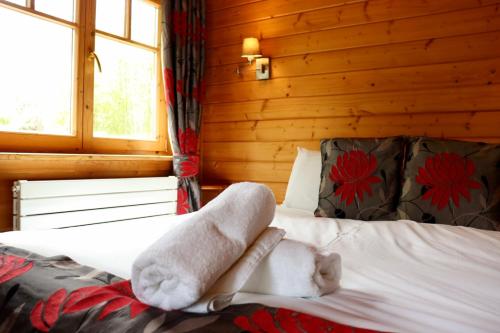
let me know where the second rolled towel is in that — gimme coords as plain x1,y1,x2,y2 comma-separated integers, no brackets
241,239,342,297
131,182,276,310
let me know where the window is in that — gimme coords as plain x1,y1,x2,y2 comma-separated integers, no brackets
0,0,166,154
0,5,74,136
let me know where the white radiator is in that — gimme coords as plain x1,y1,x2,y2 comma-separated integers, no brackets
12,176,178,231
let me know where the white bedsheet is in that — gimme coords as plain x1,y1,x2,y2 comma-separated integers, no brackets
0,206,499,333
0,214,191,279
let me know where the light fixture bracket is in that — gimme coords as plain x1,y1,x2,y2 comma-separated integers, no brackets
255,57,270,80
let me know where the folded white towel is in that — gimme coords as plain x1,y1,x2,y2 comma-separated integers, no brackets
241,239,342,297
131,182,276,310
185,227,285,313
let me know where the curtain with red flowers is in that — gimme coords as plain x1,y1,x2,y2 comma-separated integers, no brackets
161,0,205,214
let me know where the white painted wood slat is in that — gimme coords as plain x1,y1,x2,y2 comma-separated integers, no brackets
17,176,178,199
20,202,177,231
20,190,177,215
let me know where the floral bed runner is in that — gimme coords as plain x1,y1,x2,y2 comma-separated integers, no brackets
0,245,382,332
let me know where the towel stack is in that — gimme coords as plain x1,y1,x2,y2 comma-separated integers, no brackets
131,182,341,313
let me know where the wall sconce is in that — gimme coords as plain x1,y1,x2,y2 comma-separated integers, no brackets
240,37,270,80
241,37,261,63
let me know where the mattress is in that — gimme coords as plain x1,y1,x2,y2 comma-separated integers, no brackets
0,206,499,333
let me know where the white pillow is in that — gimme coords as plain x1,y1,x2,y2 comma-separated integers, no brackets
282,147,322,213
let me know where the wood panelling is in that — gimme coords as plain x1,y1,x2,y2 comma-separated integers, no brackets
204,111,500,142
204,161,292,182
207,31,500,84
0,154,172,231
204,141,320,162
207,4,500,66
208,0,364,28
203,0,500,202
208,0,499,47
205,85,500,122
207,58,500,102
207,1,265,13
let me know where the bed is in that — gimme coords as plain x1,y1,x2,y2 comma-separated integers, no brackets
0,206,499,332
0,136,498,332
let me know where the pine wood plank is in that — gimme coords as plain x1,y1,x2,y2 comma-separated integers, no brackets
201,190,222,206
264,182,287,203
203,160,293,183
207,4,500,67
201,180,287,203
207,31,500,84
208,0,364,28
206,58,500,103
207,0,494,47
206,0,265,13
203,141,320,162
204,85,500,122
204,111,500,143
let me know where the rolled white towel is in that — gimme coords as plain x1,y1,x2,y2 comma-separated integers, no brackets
185,227,285,313
241,239,342,297
131,182,276,310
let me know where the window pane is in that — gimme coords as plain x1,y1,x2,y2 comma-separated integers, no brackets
0,7,74,135
96,0,125,36
93,36,156,140
36,0,75,22
131,0,157,46
4,0,25,6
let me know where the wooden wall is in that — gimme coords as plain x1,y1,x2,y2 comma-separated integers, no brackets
0,154,172,231
202,0,500,202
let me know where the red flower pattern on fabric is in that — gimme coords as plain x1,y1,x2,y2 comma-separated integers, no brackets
178,128,198,154
163,68,175,106
62,280,149,320
0,255,33,284
329,150,382,206
179,155,200,177
173,11,205,43
234,308,380,333
177,187,190,215
30,288,68,332
30,281,149,331
416,152,481,210
173,10,188,41
176,79,185,96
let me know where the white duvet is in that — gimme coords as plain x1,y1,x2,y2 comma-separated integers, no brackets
0,206,499,333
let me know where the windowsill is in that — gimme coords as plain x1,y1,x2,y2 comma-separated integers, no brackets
0,152,173,161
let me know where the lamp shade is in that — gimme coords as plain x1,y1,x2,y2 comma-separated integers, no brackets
241,37,261,61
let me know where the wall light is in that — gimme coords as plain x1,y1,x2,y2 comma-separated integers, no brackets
241,37,261,63
240,37,270,80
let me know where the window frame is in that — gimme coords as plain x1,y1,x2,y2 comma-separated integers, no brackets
0,0,167,155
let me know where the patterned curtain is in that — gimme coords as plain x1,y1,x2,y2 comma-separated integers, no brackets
161,0,205,214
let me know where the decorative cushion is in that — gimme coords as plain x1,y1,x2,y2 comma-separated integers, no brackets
283,147,322,212
397,137,500,231
315,137,405,220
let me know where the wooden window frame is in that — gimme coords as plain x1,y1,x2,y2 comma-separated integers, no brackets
0,0,167,155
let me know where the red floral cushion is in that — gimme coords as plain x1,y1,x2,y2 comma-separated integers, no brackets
397,138,500,230
315,137,404,220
